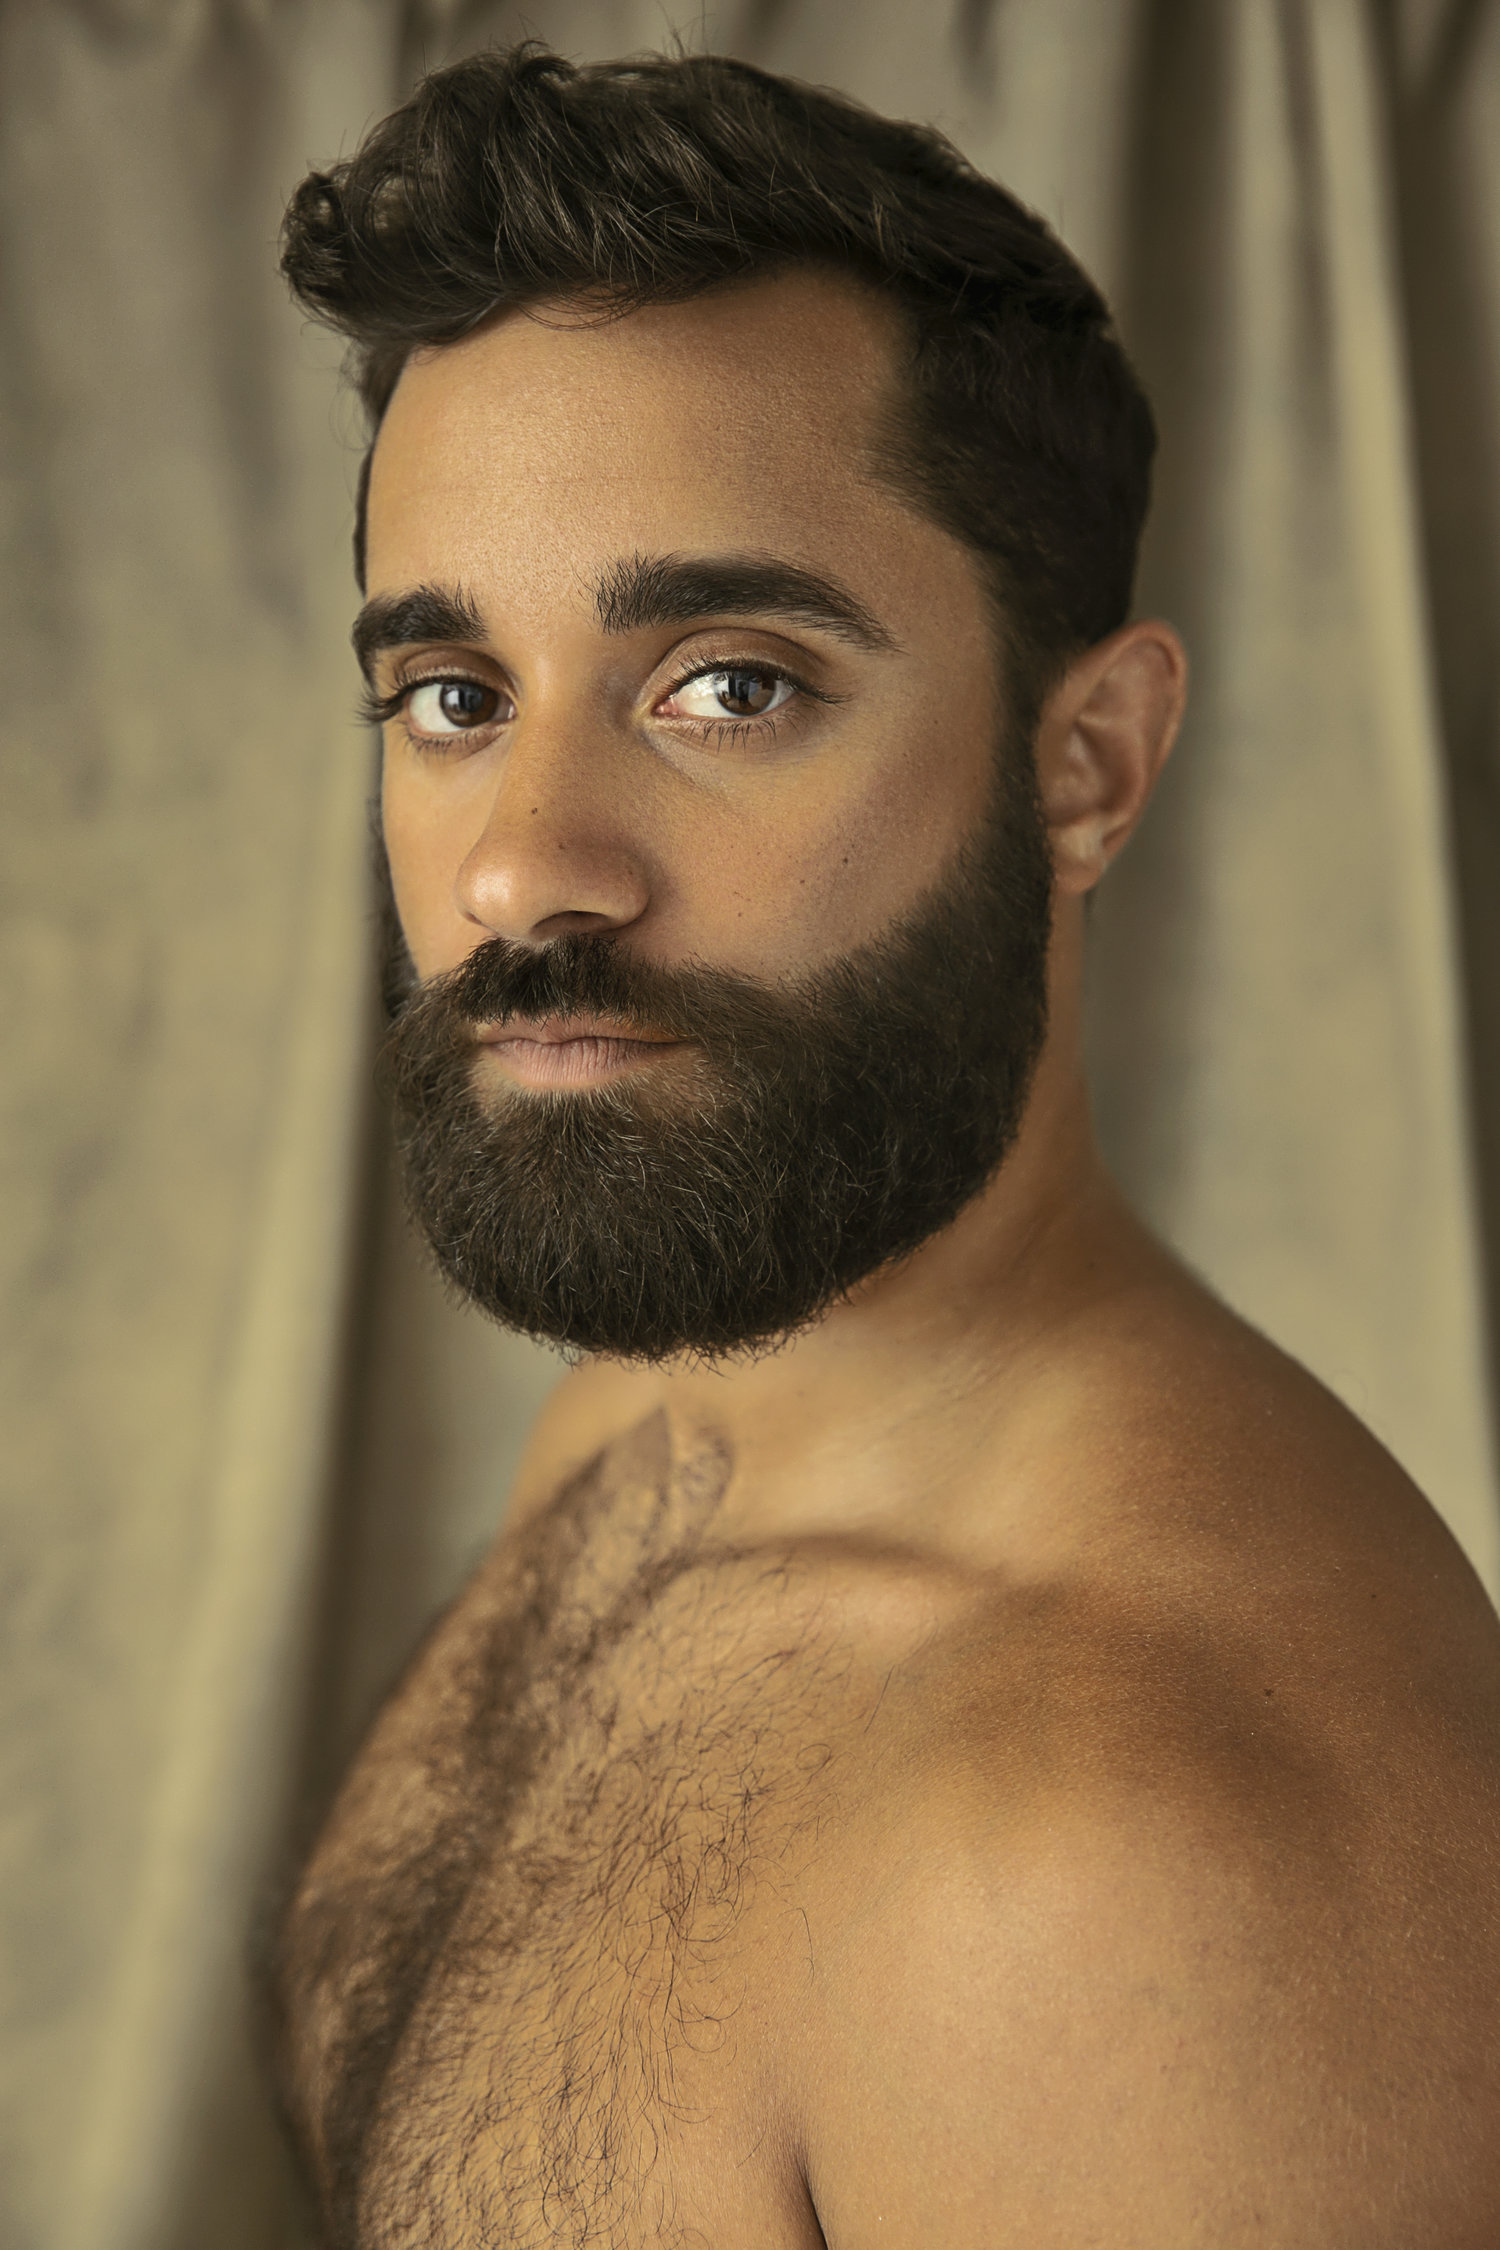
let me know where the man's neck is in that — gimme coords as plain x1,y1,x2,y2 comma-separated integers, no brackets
579,1043,1173,1564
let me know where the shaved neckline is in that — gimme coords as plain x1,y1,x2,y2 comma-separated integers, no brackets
352,549,898,678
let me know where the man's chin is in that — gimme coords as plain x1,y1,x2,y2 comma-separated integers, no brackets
424,1236,861,1367
398,1079,992,1363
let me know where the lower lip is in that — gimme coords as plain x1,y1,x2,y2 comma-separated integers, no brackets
480,1034,685,1089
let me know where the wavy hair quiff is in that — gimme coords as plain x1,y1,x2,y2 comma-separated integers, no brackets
281,42,1156,702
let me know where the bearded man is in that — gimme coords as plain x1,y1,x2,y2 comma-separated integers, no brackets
270,43,1500,2249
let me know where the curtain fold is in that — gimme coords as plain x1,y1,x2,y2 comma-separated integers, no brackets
1386,0,1500,1500
0,9,399,2246
1089,0,1499,1583
2,5,1496,2245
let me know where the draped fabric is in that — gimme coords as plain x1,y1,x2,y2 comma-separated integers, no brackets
2,4,1496,2244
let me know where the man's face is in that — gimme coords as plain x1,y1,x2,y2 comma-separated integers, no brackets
363,270,1053,1358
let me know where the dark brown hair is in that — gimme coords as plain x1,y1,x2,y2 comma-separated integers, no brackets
281,42,1155,694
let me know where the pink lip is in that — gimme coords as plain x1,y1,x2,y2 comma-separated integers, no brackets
478,1014,675,1048
476,1015,684,1088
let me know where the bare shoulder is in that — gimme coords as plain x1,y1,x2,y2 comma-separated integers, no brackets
788,1551,1500,2248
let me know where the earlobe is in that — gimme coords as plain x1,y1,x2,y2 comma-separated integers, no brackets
1035,621,1187,895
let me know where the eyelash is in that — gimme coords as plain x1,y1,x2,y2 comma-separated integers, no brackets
355,677,447,730
659,656,833,745
358,658,835,750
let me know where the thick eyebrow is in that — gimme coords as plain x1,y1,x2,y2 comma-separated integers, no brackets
351,583,486,679
593,551,899,653
351,553,898,680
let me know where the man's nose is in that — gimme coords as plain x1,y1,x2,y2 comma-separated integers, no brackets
453,715,653,945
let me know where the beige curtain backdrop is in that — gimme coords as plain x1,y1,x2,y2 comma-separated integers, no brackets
2,2,1497,2244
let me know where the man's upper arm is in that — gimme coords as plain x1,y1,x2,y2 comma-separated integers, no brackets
793,1776,1483,2249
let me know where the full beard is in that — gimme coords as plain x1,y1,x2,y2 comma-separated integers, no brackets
381,745,1053,1363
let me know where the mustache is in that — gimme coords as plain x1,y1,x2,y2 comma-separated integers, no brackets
389,926,858,1076
373,842,730,1038
441,931,751,1040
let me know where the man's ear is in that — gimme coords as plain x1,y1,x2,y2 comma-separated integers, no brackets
1033,620,1187,895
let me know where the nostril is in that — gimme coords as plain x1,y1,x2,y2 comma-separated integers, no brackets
536,909,620,938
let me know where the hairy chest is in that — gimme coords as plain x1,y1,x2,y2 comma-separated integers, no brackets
274,1416,849,2250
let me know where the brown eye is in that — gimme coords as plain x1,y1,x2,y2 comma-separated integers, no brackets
667,667,795,723
406,679,506,736
719,668,782,716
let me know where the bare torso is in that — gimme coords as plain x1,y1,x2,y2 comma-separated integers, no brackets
275,1264,1500,2248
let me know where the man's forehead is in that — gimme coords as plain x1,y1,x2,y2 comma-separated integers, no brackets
369,271,906,513
360,272,985,653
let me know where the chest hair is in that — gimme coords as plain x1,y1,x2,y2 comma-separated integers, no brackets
273,1411,849,2249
